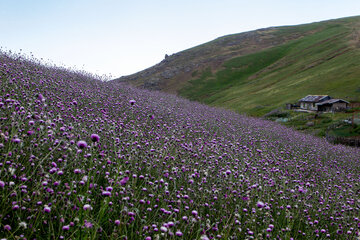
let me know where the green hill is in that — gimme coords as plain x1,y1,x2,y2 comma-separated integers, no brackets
114,16,360,116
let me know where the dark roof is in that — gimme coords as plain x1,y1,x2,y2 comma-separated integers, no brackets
299,95,329,103
316,99,349,106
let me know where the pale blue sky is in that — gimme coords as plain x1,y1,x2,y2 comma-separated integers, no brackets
1,0,359,78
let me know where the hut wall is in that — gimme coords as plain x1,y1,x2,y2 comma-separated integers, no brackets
300,102,316,110
318,105,331,112
332,102,348,111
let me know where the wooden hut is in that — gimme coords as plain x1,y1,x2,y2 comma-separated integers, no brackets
316,99,349,112
298,95,331,111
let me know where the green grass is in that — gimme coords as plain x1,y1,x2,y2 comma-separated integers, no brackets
178,16,360,117
268,110,360,139
329,124,360,137
180,42,295,105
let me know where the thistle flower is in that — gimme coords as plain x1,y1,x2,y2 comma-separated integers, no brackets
83,204,92,211
44,205,51,213
38,93,45,102
4,224,11,231
120,176,129,186
257,201,265,208
200,235,209,240
102,191,111,196
84,220,93,228
62,225,70,231
90,133,100,142
191,210,198,216
298,187,306,193
77,140,87,149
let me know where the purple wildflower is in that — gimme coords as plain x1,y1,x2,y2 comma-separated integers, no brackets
77,140,87,149
83,204,92,211
84,220,93,228
4,224,11,231
90,133,100,142
62,225,70,231
44,205,51,213
102,191,111,196
38,93,45,101
257,201,265,208
120,176,129,186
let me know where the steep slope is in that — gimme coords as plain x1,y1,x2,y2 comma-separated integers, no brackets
1,51,360,239
114,16,360,116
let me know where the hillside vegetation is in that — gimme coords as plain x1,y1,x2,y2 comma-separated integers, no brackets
115,16,360,116
1,52,360,239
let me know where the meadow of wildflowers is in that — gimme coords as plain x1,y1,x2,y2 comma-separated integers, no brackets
0,51,359,239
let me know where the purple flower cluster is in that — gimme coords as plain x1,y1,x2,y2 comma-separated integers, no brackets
0,50,359,239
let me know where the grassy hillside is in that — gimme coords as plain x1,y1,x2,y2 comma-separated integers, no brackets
115,16,360,116
114,18,322,92
180,16,360,116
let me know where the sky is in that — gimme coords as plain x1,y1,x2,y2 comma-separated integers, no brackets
1,0,360,78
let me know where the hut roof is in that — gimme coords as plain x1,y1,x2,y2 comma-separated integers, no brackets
299,95,329,103
316,99,349,106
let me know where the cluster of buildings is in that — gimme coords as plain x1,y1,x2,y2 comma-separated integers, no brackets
287,95,349,112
